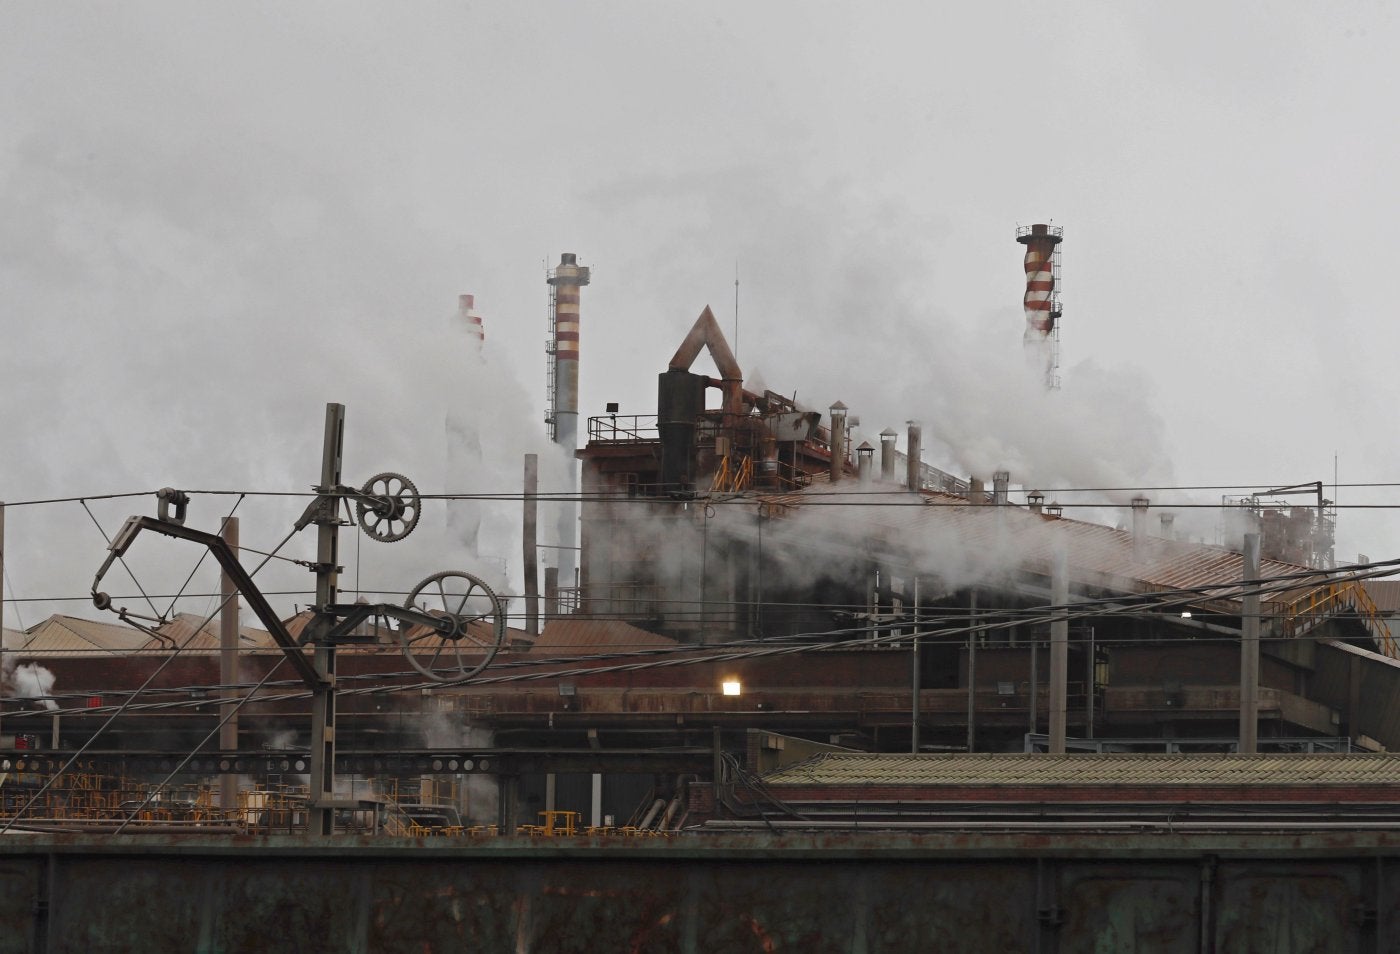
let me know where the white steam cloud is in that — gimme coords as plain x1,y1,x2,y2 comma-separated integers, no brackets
8,663,58,710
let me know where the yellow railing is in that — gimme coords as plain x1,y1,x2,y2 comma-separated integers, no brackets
710,455,754,493
1280,581,1396,658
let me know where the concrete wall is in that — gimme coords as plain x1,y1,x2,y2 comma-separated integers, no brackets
1,833,1397,952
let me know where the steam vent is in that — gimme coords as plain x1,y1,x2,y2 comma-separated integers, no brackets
3,248,1398,951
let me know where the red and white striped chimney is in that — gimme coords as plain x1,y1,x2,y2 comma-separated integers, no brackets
1016,224,1063,389
547,254,591,592
458,294,484,354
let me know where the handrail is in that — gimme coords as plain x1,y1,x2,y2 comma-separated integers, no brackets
711,455,754,494
587,414,659,442
1280,581,1397,658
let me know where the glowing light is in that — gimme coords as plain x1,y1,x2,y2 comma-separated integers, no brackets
722,679,742,697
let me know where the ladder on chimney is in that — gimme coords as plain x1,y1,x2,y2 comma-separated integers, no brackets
544,268,558,440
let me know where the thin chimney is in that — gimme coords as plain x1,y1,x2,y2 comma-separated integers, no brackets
1131,496,1150,561
879,428,898,481
993,471,1010,506
905,422,922,492
857,441,874,484
829,402,848,482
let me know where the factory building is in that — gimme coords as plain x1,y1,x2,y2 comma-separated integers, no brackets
6,240,1400,948
6,294,1400,834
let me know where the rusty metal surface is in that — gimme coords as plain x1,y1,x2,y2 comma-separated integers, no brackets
528,618,681,652
0,833,1397,951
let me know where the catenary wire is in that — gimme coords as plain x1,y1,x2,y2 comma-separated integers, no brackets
0,523,303,831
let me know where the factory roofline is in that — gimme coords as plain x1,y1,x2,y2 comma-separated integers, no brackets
751,476,1326,612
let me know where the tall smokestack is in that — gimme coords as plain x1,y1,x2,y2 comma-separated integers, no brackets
829,401,847,482
1160,513,1176,540
879,428,897,481
905,422,922,492
548,253,590,592
1016,224,1063,389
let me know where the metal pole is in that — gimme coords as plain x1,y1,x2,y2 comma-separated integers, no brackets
523,455,540,637
966,589,977,753
0,501,6,744
911,576,921,754
1029,639,1038,741
544,567,559,622
1085,626,1095,740
1240,532,1261,754
219,517,240,813
309,403,345,836
1049,550,1068,754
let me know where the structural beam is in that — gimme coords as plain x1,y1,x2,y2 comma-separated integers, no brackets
1049,551,1068,754
219,517,240,813
1240,533,1261,754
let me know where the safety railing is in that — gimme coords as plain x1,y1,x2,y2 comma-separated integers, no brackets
1279,581,1397,658
710,454,754,493
587,414,659,442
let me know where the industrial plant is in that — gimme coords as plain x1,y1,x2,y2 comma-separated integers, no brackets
4,232,1400,950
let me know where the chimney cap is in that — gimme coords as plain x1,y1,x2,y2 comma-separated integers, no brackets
856,441,874,454
560,252,577,265
829,400,848,413
880,427,898,438
1131,495,1150,510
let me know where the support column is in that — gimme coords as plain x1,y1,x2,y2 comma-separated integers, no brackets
544,567,559,622
1029,639,1038,741
219,516,241,813
498,775,519,833
523,455,540,637
309,403,345,836
0,501,5,745
911,577,921,754
1239,532,1260,754
966,590,977,753
1049,551,1068,754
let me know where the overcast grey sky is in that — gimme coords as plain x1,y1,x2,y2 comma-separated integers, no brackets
3,2,1398,625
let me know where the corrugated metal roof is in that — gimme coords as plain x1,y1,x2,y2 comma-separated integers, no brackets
763,752,1400,787
529,618,679,653
15,615,153,656
150,613,282,652
1363,580,1400,614
755,483,1320,611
